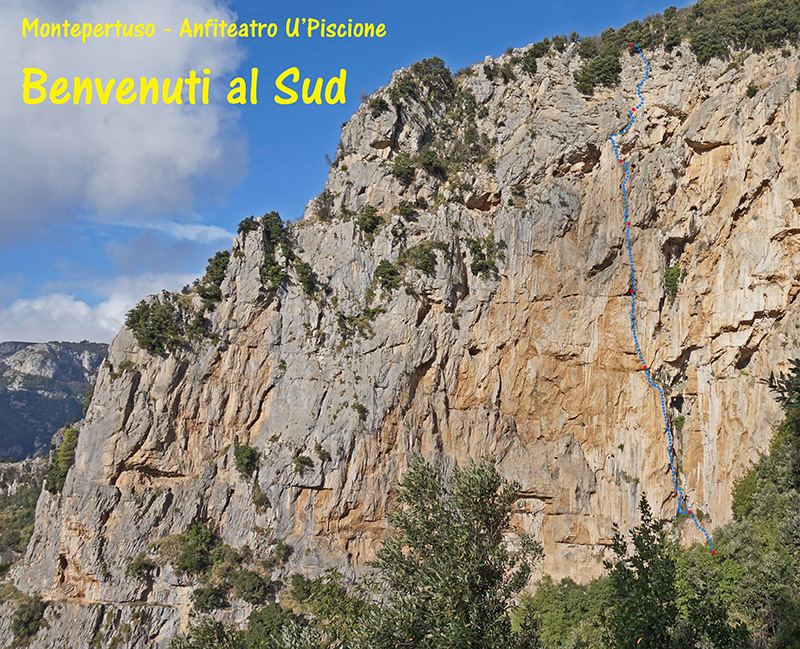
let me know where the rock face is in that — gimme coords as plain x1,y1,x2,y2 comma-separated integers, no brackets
0,341,108,460
2,41,800,647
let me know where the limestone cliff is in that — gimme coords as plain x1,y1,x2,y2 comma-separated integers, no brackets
3,39,800,648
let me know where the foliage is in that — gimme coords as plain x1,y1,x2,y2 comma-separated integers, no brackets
261,210,287,245
352,402,367,421
294,259,317,297
417,146,447,179
768,358,800,409
314,190,335,221
466,233,506,278
0,470,40,555
293,455,314,475
289,574,313,603
573,37,622,95
514,575,612,648
233,568,269,604
603,497,680,649
664,263,682,302
398,240,448,275
577,37,599,59
303,456,543,648
191,583,228,612
391,152,415,185
260,259,288,289
234,443,257,476
746,81,758,98
126,552,156,578
125,300,184,356
252,481,270,512
314,441,331,463
392,202,415,222
356,205,382,235
244,603,298,645
389,57,454,105
175,522,216,575
44,427,79,493
368,96,389,117
169,616,244,649
237,216,259,235
195,250,230,310
373,260,401,291
11,596,47,641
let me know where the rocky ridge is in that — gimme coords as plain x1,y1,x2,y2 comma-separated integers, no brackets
0,341,108,460
2,39,800,648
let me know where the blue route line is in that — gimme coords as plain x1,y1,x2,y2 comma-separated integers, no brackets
609,43,715,554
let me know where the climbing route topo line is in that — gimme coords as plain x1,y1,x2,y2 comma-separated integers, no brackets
609,43,715,554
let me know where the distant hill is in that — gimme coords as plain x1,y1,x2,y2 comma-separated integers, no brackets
0,341,108,460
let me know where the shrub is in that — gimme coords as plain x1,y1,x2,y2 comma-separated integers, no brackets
690,24,729,64
664,263,682,302
577,37,599,59
418,146,447,179
374,260,401,291
398,241,448,275
234,443,256,476
260,259,288,289
168,616,243,649
368,96,389,117
746,81,758,98
192,584,228,612
797,73,800,91
273,540,290,564
196,250,231,309
289,574,313,602
293,455,314,475
176,545,211,576
237,216,259,235
409,57,455,102
397,200,417,218
352,402,367,421
175,522,215,575
294,259,317,296
314,190,335,221
466,233,506,278
125,301,184,356
245,603,296,642
126,552,156,578
314,441,331,463
44,427,79,494
260,210,287,245
204,251,230,288
233,569,268,604
252,482,270,512
11,596,46,641
356,205,381,234
674,414,685,433
392,152,415,185
520,50,538,75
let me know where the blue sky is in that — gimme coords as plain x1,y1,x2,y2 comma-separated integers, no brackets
0,0,693,342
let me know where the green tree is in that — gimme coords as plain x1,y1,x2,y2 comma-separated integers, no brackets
234,443,257,476
603,497,679,649
306,456,543,648
373,260,401,291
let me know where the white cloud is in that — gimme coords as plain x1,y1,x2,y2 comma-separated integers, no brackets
137,220,236,243
0,272,199,343
0,0,246,242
